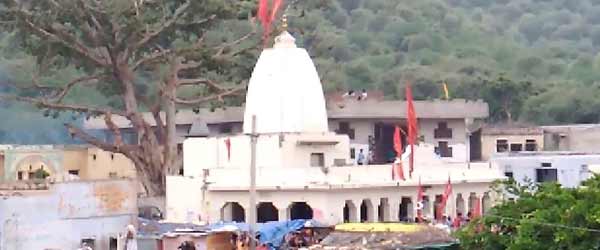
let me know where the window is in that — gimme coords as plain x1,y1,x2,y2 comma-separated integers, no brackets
310,153,325,167
434,122,453,138
536,169,557,183
337,122,355,140
219,124,232,133
92,154,97,160
496,139,508,152
68,170,80,176
541,162,552,168
109,172,118,178
17,171,23,180
525,139,537,151
110,154,115,160
28,172,35,180
510,144,523,152
350,148,356,159
434,141,453,157
504,172,514,179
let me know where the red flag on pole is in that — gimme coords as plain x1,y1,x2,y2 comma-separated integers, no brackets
224,138,231,161
417,177,424,222
437,176,453,219
392,126,406,181
257,0,285,47
270,0,283,22
406,83,418,178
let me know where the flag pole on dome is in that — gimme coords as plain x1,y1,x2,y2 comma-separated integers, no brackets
257,0,285,47
406,82,418,178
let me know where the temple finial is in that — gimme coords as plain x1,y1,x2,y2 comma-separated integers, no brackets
281,14,288,31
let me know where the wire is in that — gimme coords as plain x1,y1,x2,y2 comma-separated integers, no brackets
480,214,600,233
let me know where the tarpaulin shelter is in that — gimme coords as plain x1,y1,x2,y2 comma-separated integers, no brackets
207,219,327,249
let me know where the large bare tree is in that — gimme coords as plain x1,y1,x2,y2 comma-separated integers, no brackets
0,0,260,195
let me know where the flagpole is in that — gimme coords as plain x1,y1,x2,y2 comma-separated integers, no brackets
249,115,258,250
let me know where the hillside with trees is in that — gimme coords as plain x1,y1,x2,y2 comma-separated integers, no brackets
2,0,600,144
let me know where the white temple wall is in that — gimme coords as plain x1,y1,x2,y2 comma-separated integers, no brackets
165,181,496,225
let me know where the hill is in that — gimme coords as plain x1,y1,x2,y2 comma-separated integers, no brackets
2,0,600,143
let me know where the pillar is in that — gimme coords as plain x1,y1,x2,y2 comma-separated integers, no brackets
273,201,289,222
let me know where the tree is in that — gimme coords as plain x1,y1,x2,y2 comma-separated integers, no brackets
481,75,534,123
456,176,600,250
0,0,260,195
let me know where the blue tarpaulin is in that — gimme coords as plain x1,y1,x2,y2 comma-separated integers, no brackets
208,219,322,249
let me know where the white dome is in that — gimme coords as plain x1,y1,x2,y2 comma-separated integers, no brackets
243,31,328,134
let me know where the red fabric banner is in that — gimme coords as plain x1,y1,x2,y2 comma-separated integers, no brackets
392,126,405,180
406,83,418,178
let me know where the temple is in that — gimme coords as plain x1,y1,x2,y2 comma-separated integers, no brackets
165,30,505,225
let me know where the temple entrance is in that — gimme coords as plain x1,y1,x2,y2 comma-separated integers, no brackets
221,202,245,222
360,199,374,222
289,202,313,220
373,123,407,164
343,200,357,222
433,195,444,221
257,202,278,223
399,197,413,222
377,198,390,222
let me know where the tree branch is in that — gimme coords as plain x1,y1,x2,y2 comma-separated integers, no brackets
17,14,108,66
176,78,226,91
174,83,247,105
104,113,124,147
65,123,135,153
0,94,126,116
131,0,192,52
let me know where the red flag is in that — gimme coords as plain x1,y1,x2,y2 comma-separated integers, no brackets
406,83,418,178
257,0,272,46
224,138,231,161
417,177,424,222
392,126,405,180
270,0,283,22
438,176,453,219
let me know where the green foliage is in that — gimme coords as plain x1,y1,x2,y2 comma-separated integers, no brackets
33,168,50,179
456,176,600,250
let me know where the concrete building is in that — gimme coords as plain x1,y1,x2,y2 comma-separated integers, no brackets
0,145,136,182
480,126,544,161
165,30,504,226
0,179,138,250
542,124,600,152
492,152,600,188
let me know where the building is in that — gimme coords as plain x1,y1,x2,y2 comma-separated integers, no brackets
0,179,137,250
492,152,600,188
542,124,600,152
0,145,136,182
480,125,544,161
165,30,504,226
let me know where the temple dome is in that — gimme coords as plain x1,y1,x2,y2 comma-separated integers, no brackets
243,31,328,134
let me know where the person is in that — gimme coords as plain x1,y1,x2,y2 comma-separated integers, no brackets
358,89,368,101
466,212,472,223
357,149,366,165
453,212,464,228
77,242,92,250
122,224,138,250
342,90,355,98
178,241,196,250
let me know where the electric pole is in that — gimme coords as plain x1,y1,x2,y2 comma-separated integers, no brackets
248,115,258,250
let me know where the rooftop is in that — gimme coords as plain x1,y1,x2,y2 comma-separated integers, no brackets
84,99,489,130
482,125,543,136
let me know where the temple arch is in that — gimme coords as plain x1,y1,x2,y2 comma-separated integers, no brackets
378,198,390,222
220,202,245,222
399,197,413,222
289,202,313,220
360,199,375,222
343,200,357,223
257,202,278,223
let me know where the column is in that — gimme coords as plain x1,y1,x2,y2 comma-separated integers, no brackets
390,198,401,222
273,201,288,222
